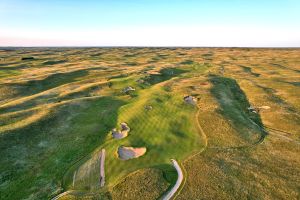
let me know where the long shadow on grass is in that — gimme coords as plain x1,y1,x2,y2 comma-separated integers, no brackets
154,163,178,199
143,67,186,85
271,63,300,74
0,97,125,200
3,67,105,97
0,64,29,70
255,84,300,115
209,75,267,144
42,60,67,65
239,65,260,77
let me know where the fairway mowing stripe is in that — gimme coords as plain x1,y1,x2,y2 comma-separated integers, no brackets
173,103,208,199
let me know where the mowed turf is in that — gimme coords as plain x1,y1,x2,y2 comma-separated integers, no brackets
63,73,204,194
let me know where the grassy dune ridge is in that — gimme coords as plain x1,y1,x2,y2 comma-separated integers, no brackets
0,48,299,200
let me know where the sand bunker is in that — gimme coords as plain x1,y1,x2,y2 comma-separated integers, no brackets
137,79,144,84
145,105,153,111
123,86,135,93
258,106,270,110
248,106,258,113
112,122,130,139
118,146,147,160
184,95,197,105
248,105,271,113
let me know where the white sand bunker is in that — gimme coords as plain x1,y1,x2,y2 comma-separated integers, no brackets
123,86,135,93
144,105,153,111
258,106,270,110
184,95,197,105
118,146,147,160
112,122,130,139
248,105,271,113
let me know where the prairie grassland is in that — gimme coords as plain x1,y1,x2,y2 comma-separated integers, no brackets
0,48,299,200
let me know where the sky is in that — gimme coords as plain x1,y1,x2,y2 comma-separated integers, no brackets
0,0,299,47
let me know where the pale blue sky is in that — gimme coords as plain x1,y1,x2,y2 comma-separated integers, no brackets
0,0,299,46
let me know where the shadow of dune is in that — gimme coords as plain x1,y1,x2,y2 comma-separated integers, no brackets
0,64,29,70
42,60,67,65
3,67,105,98
153,162,182,200
209,75,267,144
154,163,178,189
271,63,300,73
142,67,186,85
239,65,260,77
279,81,300,87
255,84,299,114
0,96,124,199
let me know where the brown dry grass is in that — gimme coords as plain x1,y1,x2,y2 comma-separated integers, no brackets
0,48,299,200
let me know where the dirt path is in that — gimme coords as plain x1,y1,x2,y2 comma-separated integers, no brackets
195,104,208,147
182,104,209,161
162,159,184,200
264,126,300,145
54,77,293,200
100,149,105,187
161,104,209,200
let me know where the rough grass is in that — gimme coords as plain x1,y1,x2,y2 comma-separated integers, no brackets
110,168,170,199
0,97,124,199
178,139,300,200
209,75,265,144
0,47,299,200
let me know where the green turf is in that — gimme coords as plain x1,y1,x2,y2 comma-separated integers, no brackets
0,97,124,199
63,76,204,193
0,48,299,200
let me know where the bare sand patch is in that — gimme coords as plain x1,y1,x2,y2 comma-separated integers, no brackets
118,146,147,160
112,122,130,139
184,95,197,105
123,86,135,93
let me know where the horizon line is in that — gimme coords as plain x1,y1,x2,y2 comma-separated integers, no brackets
1,46,300,49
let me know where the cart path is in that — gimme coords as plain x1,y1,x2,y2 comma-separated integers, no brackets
162,159,184,200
